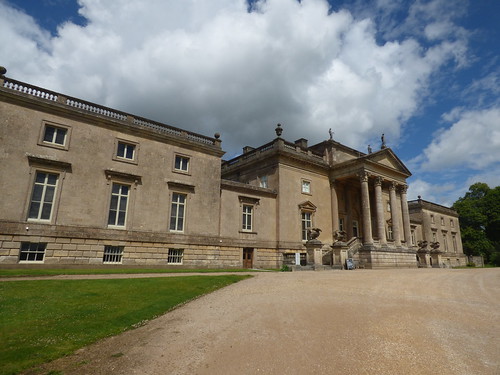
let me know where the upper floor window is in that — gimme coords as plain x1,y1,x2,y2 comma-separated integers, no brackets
441,217,445,226
387,225,393,240
242,204,253,232
117,141,136,160
113,139,138,164
170,192,187,232
259,175,268,188
174,155,190,173
28,171,59,222
39,122,71,150
450,219,455,228
301,180,311,194
387,201,391,212
431,215,435,224
43,126,67,146
107,183,130,227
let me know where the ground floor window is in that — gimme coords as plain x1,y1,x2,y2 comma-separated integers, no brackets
168,248,184,264
19,242,46,262
352,220,359,237
103,245,124,263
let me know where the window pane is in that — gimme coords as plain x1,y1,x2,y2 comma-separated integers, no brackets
119,196,128,211
110,195,118,210
47,174,58,185
55,129,66,145
117,211,126,226
40,203,52,220
35,173,46,183
126,145,134,159
108,210,117,225
32,184,43,202
117,142,125,157
44,186,55,202
43,127,55,142
121,185,129,195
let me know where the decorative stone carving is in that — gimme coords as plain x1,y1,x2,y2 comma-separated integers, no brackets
333,230,346,242
307,227,322,240
374,176,383,186
359,171,369,183
275,123,283,137
381,133,387,149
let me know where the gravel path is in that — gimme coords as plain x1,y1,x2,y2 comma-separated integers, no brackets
24,268,500,375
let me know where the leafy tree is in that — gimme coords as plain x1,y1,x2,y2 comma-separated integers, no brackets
453,183,500,265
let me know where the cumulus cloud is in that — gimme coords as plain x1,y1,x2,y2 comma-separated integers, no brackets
0,0,468,156
419,107,500,171
407,178,456,206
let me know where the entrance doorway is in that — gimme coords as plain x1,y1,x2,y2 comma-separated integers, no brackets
243,248,254,268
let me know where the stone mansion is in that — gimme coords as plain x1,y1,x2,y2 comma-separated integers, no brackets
0,69,467,269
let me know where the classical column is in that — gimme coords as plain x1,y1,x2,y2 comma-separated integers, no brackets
374,176,387,245
360,172,373,245
400,185,412,247
330,179,340,234
389,182,402,246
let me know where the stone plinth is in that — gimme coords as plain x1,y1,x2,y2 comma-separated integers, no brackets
305,239,323,266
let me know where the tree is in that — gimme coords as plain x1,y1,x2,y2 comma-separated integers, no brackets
453,183,500,265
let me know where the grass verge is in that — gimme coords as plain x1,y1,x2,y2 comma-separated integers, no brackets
0,268,263,278
0,275,251,375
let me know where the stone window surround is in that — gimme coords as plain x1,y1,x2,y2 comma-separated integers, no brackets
301,179,311,195
19,242,47,263
173,153,191,175
25,155,71,225
38,120,72,151
103,245,124,263
168,248,184,264
113,138,139,165
104,170,141,229
239,196,260,234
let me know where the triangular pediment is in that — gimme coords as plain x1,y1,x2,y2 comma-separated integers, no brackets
298,201,317,211
364,148,411,176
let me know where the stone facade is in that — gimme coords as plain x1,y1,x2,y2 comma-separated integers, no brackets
0,72,466,269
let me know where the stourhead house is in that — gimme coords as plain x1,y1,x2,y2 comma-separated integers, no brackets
0,67,467,269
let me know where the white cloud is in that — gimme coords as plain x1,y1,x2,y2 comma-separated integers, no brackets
419,107,500,171
0,0,469,155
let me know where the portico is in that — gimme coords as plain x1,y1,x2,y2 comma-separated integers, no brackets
328,147,417,268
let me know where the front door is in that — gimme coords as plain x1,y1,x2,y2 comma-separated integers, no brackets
243,248,253,268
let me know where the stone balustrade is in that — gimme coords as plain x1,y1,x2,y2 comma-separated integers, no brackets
1,76,221,148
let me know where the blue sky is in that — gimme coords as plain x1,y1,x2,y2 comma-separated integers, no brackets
1,0,499,206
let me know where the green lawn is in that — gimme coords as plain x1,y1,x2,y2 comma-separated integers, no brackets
0,268,262,278
0,275,251,375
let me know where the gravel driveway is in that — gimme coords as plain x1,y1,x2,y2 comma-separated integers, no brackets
24,268,500,375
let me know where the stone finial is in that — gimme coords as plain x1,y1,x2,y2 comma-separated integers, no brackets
368,144,372,154
275,123,283,137
381,133,387,149
0,66,6,77
214,133,220,139
329,128,334,140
